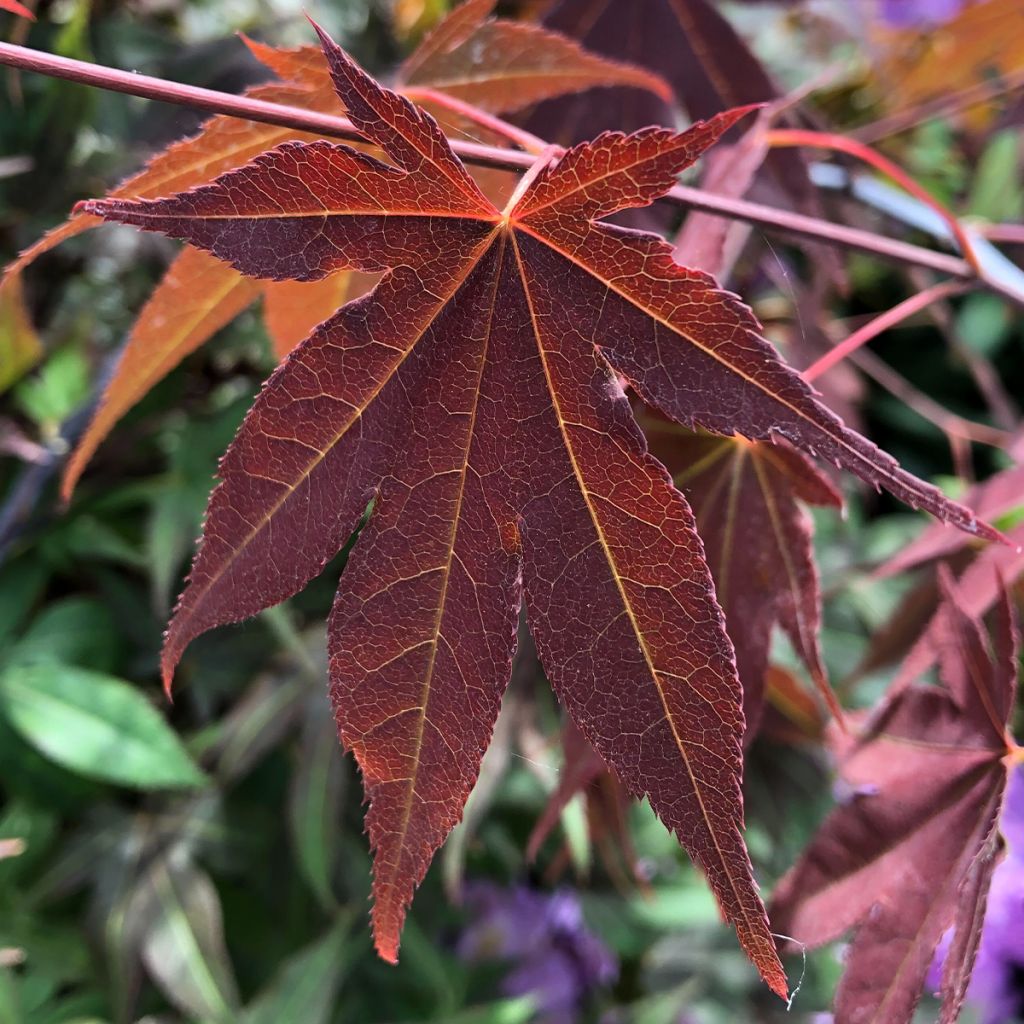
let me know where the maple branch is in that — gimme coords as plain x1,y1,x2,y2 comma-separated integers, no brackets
765,128,982,273
0,40,1009,297
847,347,1011,451
978,222,1024,245
401,86,548,153
804,279,971,383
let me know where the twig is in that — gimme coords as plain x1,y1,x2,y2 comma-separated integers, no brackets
0,40,1000,289
978,223,1024,245
401,86,548,153
803,279,970,383
847,347,1011,451
765,128,981,272
905,266,1018,429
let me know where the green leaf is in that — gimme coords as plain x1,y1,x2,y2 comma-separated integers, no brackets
954,293,1012,358
8,598,119,673
242,915,358,1024
13,344,90,432
134,858,239,1024
967,129,1023,222
288,705,346,911
0,559,48,655
422,998,536,1024
0,663,205,790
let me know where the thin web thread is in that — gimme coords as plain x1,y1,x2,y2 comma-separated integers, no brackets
772,931,808,1011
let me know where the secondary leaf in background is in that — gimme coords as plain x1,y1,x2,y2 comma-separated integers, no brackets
61,249,259,501
526,719,641,892
9,596,119,672
527,0,824,248
263,271,374,360
242,915,358,1024
877,462,1024,580
288,699,347,912
642,417,842,731
0,275,43,396
399,0,671,113
889,519,1024,695
133,857,240,1024
771,573,1019,1024
81,23,1000,989
0,663,206,790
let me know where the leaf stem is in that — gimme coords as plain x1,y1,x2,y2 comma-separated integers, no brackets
765,127,982,272
803,279,971,383
401,86,548,154
0,40,1007,295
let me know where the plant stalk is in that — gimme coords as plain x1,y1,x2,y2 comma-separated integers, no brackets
0,40,1002,291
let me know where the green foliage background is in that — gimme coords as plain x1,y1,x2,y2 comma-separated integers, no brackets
0,2,1021,1023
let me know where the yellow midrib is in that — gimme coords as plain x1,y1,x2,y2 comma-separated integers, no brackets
517,221,919,503
373,233,506,921
175,230,498,631
511,229,762,952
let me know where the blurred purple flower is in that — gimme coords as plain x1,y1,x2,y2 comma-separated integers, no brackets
929,768,1024,1023
458,883,617,1022
877,0,966,27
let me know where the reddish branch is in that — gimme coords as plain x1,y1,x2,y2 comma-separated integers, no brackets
803,279,971,383
0,39,997,290
765,127,982,272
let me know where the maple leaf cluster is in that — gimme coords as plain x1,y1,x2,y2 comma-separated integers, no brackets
3,2,1023,1021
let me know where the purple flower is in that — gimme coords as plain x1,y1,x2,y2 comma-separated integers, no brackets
877,0,967,28
458,883,618,1022
929,768,1024,1023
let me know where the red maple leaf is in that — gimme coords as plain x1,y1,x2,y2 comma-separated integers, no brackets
642,416,843,731
80,23,1000,992
771,571,1019,1024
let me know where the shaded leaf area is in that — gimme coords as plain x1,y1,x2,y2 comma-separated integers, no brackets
771,573,1019,1024
527,0,820,233
0,275,43,395
526,718,641,892
888,519,1024,695
400,0,671,112
78,19,1003,987
641,415,842,732
850,461,1024,686
5,0,666,501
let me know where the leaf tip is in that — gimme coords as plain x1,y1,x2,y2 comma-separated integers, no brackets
373,929,400,965
763,960,789,1002
160,648,179,704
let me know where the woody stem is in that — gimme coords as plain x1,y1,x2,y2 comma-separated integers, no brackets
0,40,1017,303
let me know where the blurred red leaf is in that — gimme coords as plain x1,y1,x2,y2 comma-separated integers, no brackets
642,417,843,731
771,571,1019,1024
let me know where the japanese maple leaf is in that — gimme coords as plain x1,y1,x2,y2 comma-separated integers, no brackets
642,416,843,732
771,572,1020,1024
4,1,667,500
81,23,998,991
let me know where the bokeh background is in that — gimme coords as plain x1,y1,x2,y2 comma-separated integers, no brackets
1,1,1023,1022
